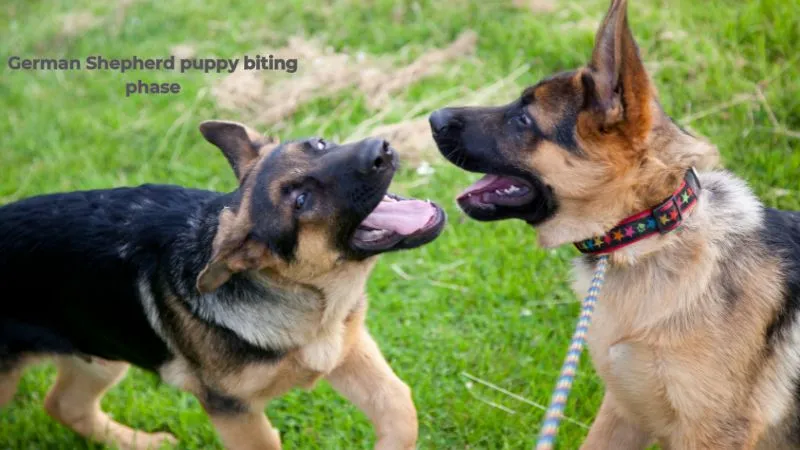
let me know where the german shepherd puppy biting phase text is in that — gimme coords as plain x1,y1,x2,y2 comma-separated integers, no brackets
0,121,445,449
431,0,800,448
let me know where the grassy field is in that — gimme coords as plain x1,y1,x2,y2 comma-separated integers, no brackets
1,0,798,448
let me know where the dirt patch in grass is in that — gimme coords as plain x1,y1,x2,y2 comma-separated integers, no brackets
369,118,435,168
60,12,101,38
350,63,529,168
512,0,558,14
57,0,140,40
211,31,478,126
171,43,197,60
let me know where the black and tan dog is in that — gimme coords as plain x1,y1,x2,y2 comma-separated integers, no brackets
430,0,800,448
0,121,445,449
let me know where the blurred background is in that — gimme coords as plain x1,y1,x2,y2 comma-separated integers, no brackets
1,0,798,448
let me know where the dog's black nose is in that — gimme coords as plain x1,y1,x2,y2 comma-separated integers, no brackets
360,139,395,174
429,108,455,134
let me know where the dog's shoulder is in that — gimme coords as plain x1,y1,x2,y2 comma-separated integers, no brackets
698,170,764,233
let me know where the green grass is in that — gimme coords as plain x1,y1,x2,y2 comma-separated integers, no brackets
1,0,798,448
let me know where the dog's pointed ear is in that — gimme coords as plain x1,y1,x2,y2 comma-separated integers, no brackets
199,120,280,181
584,0,653,133
196,207,276,294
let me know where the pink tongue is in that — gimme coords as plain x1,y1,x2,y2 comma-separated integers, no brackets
459,174,501,198
361,200,436,235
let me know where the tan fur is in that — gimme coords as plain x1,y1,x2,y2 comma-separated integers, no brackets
479,0,794,447
516,0,719,250
326,326,418,450
159,300,416,450
5,223,413,450
575,203,784,448
196,143,274,293
209,412,283,450
197,140,337,293
3,122,419,449
507,0,796,448
198,120,280,182
44,357,177,449
2,356,176,449
0,364,24,407
162,123,416,448
529,82,569,134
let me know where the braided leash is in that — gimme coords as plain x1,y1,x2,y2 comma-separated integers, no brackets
535,255,609,450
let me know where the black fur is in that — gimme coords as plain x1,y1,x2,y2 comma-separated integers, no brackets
201,387,249,415
763,209,800,346
428,101,559,225
0,135,446,378
0,185,200,371
756,209,800,442
0,185,298,372
250,164,298,262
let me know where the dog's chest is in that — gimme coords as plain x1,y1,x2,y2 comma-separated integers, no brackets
293,265,372,374
194,264,370,359
160,280,367,401
572,260,696,426
572,257,745,431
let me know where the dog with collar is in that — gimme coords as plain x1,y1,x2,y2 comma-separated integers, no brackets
430,0,800,447
0,121,446,449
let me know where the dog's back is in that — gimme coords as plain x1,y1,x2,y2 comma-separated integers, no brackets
0,184,221,370
764,208,800,323
763,207,800,365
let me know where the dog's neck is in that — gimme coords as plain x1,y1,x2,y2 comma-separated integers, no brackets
585,171,763,268
573,168,701,256
536,107,720,249
166,192,371,352
571,171,765,338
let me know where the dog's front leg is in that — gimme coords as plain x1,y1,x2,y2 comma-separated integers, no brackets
202,399,281,450
581,392,651,450
326,328,417,450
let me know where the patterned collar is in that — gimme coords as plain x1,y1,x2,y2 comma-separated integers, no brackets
574,168,701,255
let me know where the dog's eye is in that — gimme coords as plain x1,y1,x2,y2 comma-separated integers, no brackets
516,113,532,127
295,193,308,210
315,139,327,151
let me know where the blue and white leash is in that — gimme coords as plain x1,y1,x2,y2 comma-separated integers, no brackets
535,255,609,450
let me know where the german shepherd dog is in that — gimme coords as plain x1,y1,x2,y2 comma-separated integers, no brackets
0,121,445,449
430,0,800,448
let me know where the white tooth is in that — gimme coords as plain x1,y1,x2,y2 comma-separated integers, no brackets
507,185,520,194
361,229,390,241
495,189,503,195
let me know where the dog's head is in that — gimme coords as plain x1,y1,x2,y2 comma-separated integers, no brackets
430,0,718,248
195,120,446,293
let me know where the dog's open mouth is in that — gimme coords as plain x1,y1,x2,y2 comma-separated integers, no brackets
351,194,446,252
457,174,535,209
452,173,556,224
